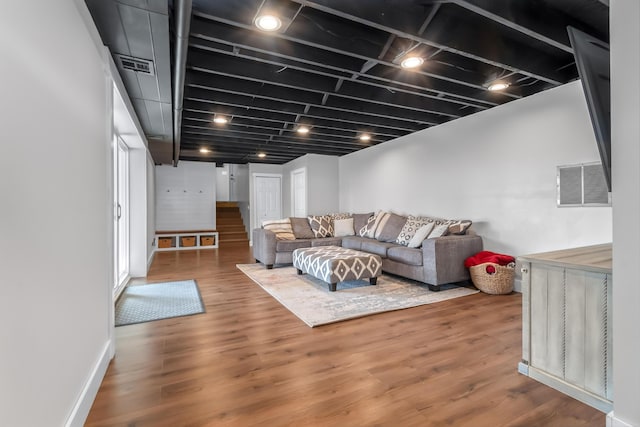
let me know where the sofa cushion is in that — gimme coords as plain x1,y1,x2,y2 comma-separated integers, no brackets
360,239,397,258
276,239,312,252
262,218,295,240
290,217,315,239
311,237,342,247
333,218,355,237
375,213,407,242
308,215,333,238
387,246,423,266
407,223,435,248
352,212,373,233
341,235,369,250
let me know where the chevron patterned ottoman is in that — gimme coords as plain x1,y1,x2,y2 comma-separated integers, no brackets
292,246,383,292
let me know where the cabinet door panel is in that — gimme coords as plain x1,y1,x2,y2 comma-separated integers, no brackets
565,269,586,387
583,271,608,397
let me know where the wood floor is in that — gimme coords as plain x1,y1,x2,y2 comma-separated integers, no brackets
86,243,605,427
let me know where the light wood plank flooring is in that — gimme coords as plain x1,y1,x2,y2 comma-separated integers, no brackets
86,243,605,426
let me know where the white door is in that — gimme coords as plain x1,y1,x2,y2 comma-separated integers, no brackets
291,167,307,217
114,137,130,293
254,174,282,228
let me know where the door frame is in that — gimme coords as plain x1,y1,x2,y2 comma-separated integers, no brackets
113,136,130,299
290,167,307,218
252,173,283,231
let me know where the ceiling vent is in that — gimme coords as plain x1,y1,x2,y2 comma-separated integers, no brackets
116,55,155,75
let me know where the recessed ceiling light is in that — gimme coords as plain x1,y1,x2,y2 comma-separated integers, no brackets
359,134,371,141
487,81,510,91
400,56,424,69
297,126,310,134
254,14,282,32
213,116,228,124
257,152,267,158
199,148,211,153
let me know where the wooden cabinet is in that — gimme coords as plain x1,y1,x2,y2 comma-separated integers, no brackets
518,244,612,413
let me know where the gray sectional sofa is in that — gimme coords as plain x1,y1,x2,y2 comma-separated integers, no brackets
252,212,483,291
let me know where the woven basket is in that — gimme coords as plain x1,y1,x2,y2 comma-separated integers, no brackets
469,262,514,295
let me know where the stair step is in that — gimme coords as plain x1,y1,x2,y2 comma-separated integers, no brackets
216,201,238,208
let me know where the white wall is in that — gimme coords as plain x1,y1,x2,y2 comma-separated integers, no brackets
0,1,112,425
232,164,251,232
155,161,217,231
611,2,640,426
340,81,612,264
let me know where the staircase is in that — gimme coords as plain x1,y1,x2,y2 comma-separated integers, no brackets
216,202,249,244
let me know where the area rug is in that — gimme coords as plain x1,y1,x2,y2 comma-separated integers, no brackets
115,280,205,326
237,264,479,327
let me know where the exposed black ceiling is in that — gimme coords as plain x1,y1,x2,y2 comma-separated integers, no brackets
87,0,609,165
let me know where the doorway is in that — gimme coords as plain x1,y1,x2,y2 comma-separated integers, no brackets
291,167,307,218
253,174,282,229
114,136,130,296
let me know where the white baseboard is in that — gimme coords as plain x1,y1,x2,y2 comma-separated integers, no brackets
607,412,636,427
65,340,112,427
147,249,155,272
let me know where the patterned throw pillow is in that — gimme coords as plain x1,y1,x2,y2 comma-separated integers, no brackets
442,219,473,235
359,211,385,238
396,215,438,246
308,215,334,238
262,218,295,240
329,212,352,221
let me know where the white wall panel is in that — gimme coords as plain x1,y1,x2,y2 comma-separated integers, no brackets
155,161,216,231
0,1,112,425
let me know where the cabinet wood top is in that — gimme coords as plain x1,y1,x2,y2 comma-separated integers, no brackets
518,243,612,273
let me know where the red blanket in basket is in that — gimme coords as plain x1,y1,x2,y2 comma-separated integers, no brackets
464,251,515,268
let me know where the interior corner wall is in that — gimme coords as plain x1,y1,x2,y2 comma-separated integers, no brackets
0,1,112,425
282,154,340,217
339,81,612,263
155,161,217,231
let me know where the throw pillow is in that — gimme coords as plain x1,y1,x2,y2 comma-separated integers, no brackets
352,212,374,233
262,218,295,240
329,212,352,221
290,217,315,239
443,219,473,235
307,215,334,238
374,213,408,242
407,223,435,248
359,211,385,238
396,215,437,246
333,218,355,237
428,223,450,239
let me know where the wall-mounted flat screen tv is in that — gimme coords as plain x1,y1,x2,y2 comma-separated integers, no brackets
567,27,611,192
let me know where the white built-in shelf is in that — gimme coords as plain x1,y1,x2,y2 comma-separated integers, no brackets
155,230,219,251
